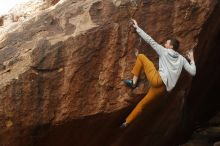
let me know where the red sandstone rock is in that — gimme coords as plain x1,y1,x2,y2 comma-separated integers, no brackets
0,16,4,26
0,0,220,146
51,0,60,5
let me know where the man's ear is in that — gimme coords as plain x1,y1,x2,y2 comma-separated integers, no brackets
170,45,174,49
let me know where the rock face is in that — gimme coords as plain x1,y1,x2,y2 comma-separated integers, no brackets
0,16,3,26
0,0,220,146
0,0,60,28
181,112,220,146
51,0,60,5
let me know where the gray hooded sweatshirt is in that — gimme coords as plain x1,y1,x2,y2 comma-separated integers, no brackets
136,26,196,92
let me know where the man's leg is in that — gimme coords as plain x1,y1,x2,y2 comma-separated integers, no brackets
121,54,165,127
131,54,163,87
125,85,165,125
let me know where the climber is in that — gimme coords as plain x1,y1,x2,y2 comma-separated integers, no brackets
120,19,196,128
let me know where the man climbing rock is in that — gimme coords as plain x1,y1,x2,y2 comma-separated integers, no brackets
120,19,196,128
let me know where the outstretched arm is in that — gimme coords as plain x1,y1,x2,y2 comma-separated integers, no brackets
131,19,165,56
183,50,196,76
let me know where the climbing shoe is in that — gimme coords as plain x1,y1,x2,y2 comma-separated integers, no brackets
120,122,127,129
124,79,136,88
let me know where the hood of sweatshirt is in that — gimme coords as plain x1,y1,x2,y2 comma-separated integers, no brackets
167,49,179,59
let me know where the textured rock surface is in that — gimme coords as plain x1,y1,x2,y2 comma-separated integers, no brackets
181,112,220,146
0,0,220,146
0,16,3,26
0,0,60,33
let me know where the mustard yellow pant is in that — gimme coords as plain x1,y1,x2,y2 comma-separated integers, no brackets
125,54,166,124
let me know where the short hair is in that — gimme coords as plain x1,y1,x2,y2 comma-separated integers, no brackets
169,38,180,51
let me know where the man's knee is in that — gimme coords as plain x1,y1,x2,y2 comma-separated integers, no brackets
137,54,148,62
137,54,146,59
137,54,152,65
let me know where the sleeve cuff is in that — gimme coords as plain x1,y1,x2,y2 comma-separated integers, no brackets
136,26,141,33
190,60,195,64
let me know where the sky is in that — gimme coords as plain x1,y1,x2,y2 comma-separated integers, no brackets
0,0,30,15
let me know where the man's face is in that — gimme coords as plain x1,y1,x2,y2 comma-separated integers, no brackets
164,40,173,49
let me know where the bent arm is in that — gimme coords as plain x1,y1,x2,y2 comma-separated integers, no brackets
136,26,165,56
183,57,196,76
